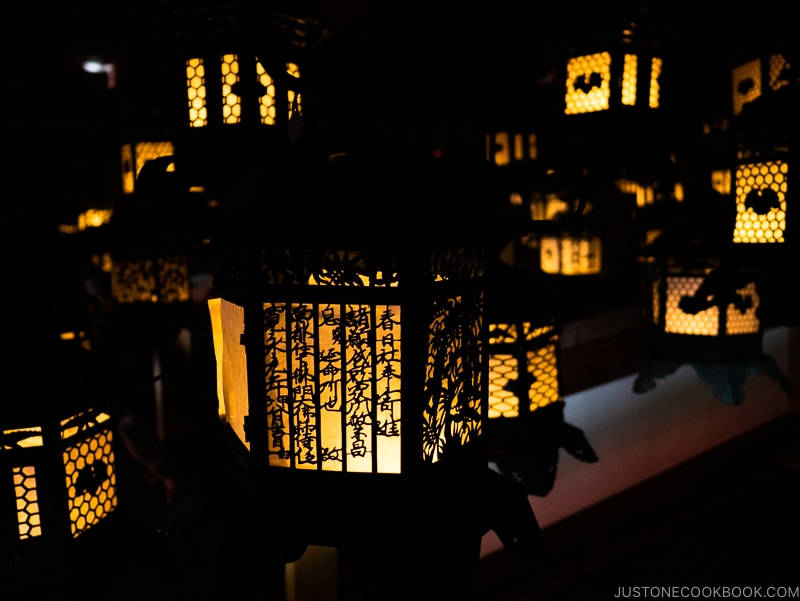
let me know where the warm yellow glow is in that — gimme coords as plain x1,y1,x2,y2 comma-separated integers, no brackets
3,427,44,449
208,298,250,448
665,276,718,336
527,343,559,411
621,54,638,106
79,208,113,230
186,57,208,127
486,130,535,166
673,182,684,203
13,466,41,539
734,161,787,243
565,52,611,114
256,60,277,125
732,58,762,116
649,57,662,108
121,141,175,194
423,293,483,462
136,141,174,174
121,143,135,194
727,282,760,335
488,353,520,418
769,53,790,91
221,54,241,124
711,169,731,195
651,279,660,325
540,236,602,275
63,429,117,538
617,179,654,208
488,323,559,418
305,251,400,287
662,275,760,337
489,132,511,166
111,256,191,304
262,301,403,473
287,62,302,119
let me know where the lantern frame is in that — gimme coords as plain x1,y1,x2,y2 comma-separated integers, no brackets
208,144,495,545
1,340,118,591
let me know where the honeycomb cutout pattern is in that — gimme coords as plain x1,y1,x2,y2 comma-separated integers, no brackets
489,353,520,418
257,60,277,125
734,161,787,243
666,277,719,336
732,59,762,116
726,282,760,335
526,343,559,412
13,465,42,540
649,57,662,108
621,53,638,106
565,52,611,115
63,429,117,538
186,57,208,127
221,53,241,124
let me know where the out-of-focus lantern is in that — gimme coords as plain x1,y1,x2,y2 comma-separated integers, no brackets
727,40,799,327
486,130,538,168
485,265,597,495
564,20,663,117
634,196,777,404
169,2,329,189
639,256,763,360
121,140,175,196
538,232,602,276
731,51,794,118
518,168,602,276
733,131,790,247
1,338,118,593
105,157,197,317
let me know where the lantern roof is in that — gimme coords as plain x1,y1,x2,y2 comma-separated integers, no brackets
217,137,499,254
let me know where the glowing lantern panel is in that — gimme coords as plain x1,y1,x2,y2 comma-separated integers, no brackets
488,322,560,420
642,263,762,359
211,245,486,476
734,160,787,244
186,55,301,128
539,235,602,275
486,131,537,167
732,53,792,116
121,141,175,195
111,255,190,305
565,51,661,115
2,406,118,546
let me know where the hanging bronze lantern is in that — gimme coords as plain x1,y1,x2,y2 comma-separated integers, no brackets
208,142,492,530
485,265,597,496
1,338,118,593
564,20,663,117
731,51,795,118
170,2,329,188
121,139,175,196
